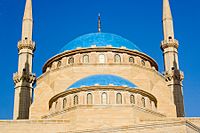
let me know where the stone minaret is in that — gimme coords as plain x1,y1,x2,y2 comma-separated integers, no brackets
161,0,184,117
13,0,36,119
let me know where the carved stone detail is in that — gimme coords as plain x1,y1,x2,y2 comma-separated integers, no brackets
164,70,184,82
13,72,36,84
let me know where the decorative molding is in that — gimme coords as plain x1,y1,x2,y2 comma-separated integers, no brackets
42,104,165,119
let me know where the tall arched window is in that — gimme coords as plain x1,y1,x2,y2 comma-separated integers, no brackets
130,95,135,104
68,57,74,64
141,97,145,107
141,59,145,66
101,92,107,104
87,93,93,104
114,54,121,63
99,54,105,63
83,55,89,63
116,93,122,104
129,57,134,63
55,101,58,110
63,98,67,109
74,95,78,105
149,100,152,108
57,61,62,68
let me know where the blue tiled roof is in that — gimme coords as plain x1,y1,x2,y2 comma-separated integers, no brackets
67,74,137,90
60,33,141,53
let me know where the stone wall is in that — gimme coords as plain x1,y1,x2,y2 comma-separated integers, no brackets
0,118,199,133
30,63,176,119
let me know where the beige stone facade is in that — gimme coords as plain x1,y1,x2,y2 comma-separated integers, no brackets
0,0,199,132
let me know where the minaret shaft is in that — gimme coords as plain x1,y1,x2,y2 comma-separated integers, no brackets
161,0,184,117
162,0,174,40
13,0,36,120
22,0,33,41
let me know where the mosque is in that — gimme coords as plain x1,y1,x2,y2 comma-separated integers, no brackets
0,0,200,132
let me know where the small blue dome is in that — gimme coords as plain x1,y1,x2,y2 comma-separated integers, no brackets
67,74,137,90
60,33,141,53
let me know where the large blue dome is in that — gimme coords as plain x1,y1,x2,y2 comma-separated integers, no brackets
67,74,137,90
60,33,141,53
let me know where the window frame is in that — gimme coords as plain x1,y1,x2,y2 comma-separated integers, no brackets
116,93,122,104
114,54,121,63
87,93,93,104
99,54,106,64
83,54,89,64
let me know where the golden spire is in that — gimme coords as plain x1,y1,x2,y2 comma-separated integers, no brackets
98,13,101,33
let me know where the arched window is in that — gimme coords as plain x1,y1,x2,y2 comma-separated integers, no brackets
63,98,67,109
68,57,74,64
55,101,58,110
87,93,93,104
141,97,145,107
129,57,134,63
99,54,105,63
149,100,152,108
83,55,89,63
57,61,62,68
116,93,122,104
114,54,121,63
101,92,107,104
130,95,135,104
74,95,78,105
141,59,145,66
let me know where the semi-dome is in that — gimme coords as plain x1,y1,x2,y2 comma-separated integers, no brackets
67,74,137,90
60,33,141,53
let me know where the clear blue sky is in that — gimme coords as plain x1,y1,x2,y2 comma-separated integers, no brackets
0,0,200,119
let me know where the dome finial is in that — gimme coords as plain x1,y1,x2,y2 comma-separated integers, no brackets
98,13,101,33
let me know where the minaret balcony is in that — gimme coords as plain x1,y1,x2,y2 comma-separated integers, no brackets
18,40,35,51
161,39,179,50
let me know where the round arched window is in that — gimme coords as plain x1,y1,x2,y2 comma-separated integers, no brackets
68,57,74,64
129,57,134,63
116,93,122,104
87,93,93,104
74,95,78,105
83,55,89,63
99,54,105,63
141,97,145,107
63,98,67,109
101,92,107,104
57,61,62,68
114,54,121,63
141,60,145,66
130,95,135,104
